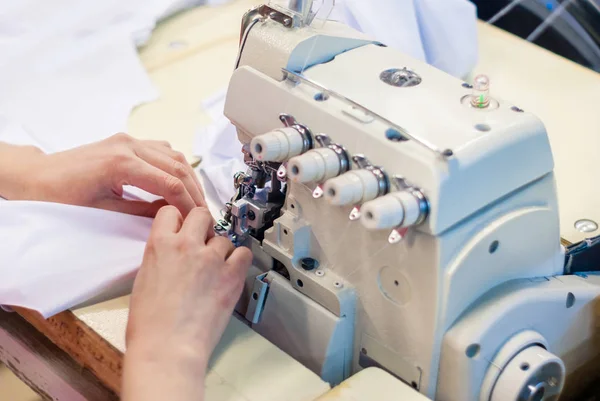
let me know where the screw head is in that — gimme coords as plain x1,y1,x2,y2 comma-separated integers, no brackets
333,281,343,289
247,210,256,221
300,257,319,271
575,219,598,233
315,270,325,277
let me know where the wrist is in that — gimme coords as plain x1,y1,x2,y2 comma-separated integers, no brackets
123,342,208,401
126,339,210,376
0,143,47,200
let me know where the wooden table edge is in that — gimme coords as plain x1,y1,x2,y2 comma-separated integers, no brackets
13,307,123,395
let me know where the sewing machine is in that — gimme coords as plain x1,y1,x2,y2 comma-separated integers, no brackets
214,1,600,400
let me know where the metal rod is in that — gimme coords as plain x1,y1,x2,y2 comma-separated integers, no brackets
288,0,313,16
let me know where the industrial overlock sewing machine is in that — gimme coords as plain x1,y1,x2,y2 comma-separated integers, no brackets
213,1,600,400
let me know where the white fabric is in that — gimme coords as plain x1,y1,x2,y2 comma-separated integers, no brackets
194,90,246,219
0,201,151,318
0,0,207,153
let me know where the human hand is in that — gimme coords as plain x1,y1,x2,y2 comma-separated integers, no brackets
5,133,205,217
122,206,252,401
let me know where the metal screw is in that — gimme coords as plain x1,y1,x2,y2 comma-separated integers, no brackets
333,281,343,289
315,270,325,277
575,219,598,233
523,382,546,401
300,257,319,271
247,210,256,221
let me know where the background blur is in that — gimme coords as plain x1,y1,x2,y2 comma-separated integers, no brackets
470,0,600,72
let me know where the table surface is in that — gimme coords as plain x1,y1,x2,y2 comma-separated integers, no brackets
13,1,600,400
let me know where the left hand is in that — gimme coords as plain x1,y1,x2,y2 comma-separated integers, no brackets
7,133,205,217
122,206,253,401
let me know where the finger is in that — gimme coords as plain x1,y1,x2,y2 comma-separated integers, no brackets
225,246,253,275
142,143,206,206
134,146,205,208
206,236,235,260
141,140,172,149
123,159,196,217
153,205,183,234
97,198,169,218
180,207,215,244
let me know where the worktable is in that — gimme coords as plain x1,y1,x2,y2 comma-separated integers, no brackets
2,1,600,399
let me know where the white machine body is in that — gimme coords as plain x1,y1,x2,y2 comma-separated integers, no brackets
214,2,600,400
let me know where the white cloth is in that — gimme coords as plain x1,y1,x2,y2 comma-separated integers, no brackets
0,201,152,318
0,0,207,153
194,90,246,218
195,0,479,208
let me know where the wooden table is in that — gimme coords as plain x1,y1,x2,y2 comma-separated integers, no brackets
2,1,600,400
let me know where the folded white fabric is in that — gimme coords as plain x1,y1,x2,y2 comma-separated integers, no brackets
0,201,152,318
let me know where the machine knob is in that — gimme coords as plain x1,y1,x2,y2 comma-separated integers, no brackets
250,127,307,162
490,345,565,401
323,170,380,206
287,148,342,183
360,190,424,230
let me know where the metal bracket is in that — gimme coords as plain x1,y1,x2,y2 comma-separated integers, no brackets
246,273,270,324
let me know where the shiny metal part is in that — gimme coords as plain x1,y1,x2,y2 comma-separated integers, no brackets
235,6,265,69
315,134,351,176
235,3,303,69
312,185,324,198
349,207,361,221
345,155,390,221
386,175,429,244
380,68,422,87
269,0,334,28
522,382,546,401
388,227,409,244
279,113,314,153
575,219,598,233
277,163,288,182
352,155,389,197
282,68,454,159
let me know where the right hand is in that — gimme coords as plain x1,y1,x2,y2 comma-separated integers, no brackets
123,206,252,401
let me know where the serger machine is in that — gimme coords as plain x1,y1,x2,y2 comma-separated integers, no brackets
213,1,600,400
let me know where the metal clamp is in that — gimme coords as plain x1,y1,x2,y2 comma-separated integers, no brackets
279,113,314,153
344,155,390,221
387,175,429,244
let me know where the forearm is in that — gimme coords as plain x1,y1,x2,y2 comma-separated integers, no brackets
0,141,45,200
122,344,207,401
